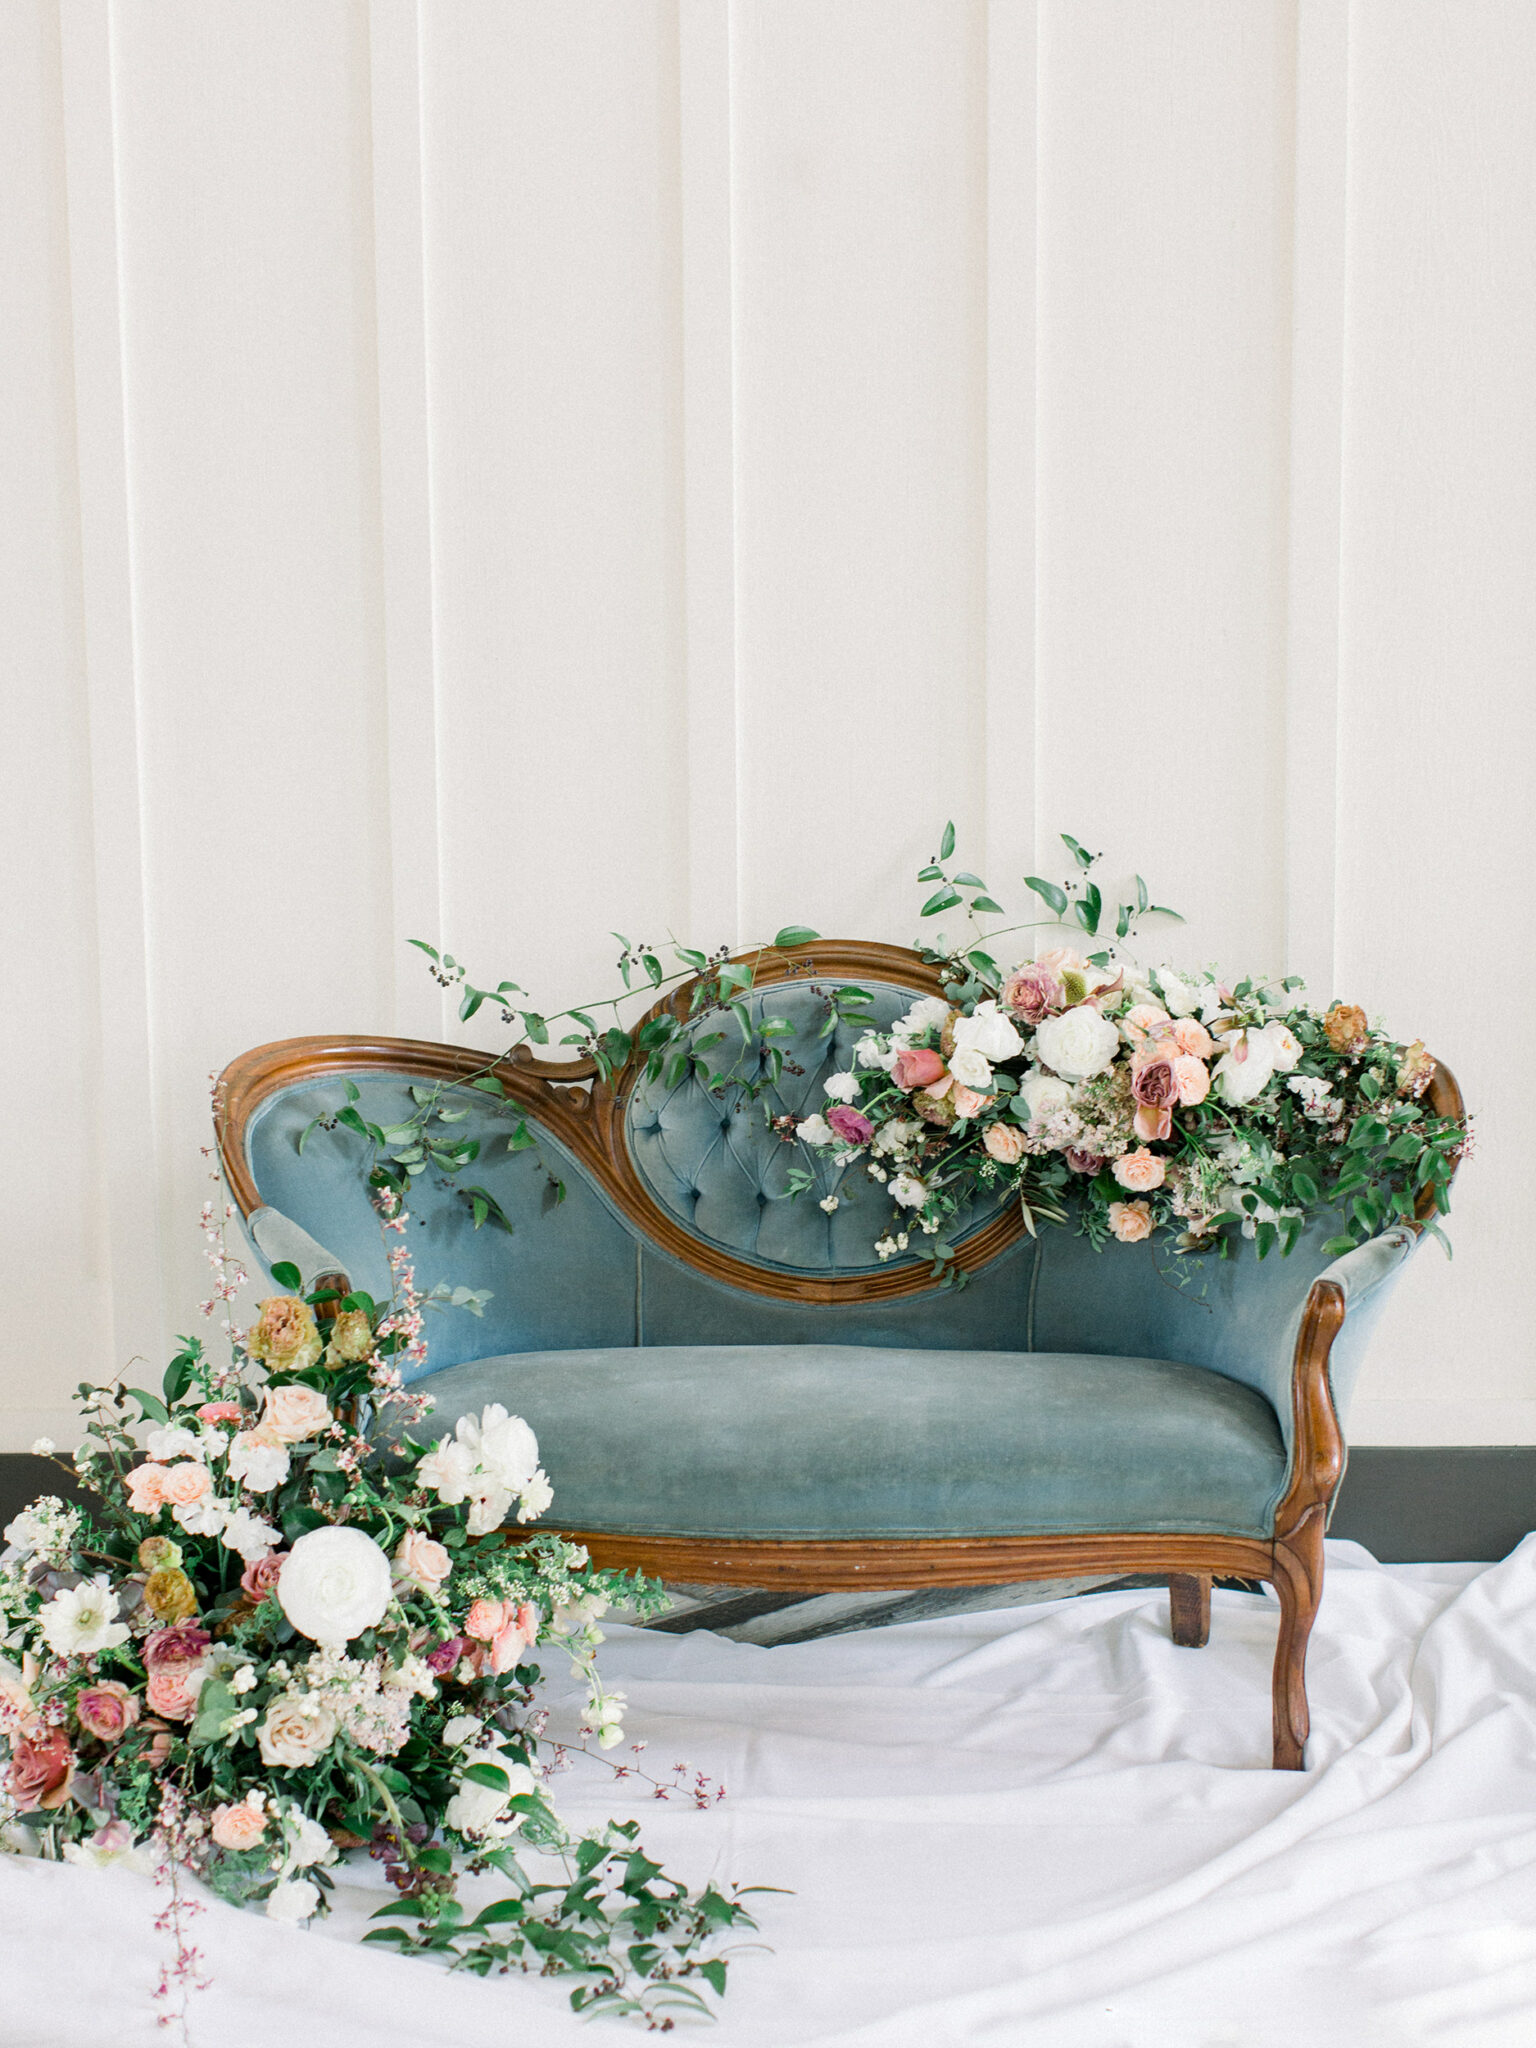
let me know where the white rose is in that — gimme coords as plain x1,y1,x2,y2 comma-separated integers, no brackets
795,1113,835,1148
854,1034,896,1071
822,1071,861,1103
416,1435,477,1502
40,1579,130,1660
1156,971,1202,1017
1255,1020,1303,1072
256,1692,339,1768
1019,1070,1074,1122
444,1757,537,1838
888,1173,928,1209
872,1118,921,1157
1032,1005,1121,1081
282,1811,337,1873
950,1001,1024,1064
265,1877,320,1924
171,1493,227,1537
1213,1030,1277,1106
471,1406,541,1493
891,996,951,1044
442,1714,483,1747
145,1425,204,1463
947,1045,994,1091
277,1526,393,1646
219,1507,281,1565
226,1426,290,1492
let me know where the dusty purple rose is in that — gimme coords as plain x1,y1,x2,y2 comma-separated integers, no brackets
1001,966,1063,1027
1066,1147,1107,1176
143,1623,212,1668
1131,1057,1179,1109
241,1552,287,1603
425,1637,466,1675
826,1105,873,1147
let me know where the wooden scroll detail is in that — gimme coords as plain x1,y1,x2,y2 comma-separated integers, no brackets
214,942,1027,1305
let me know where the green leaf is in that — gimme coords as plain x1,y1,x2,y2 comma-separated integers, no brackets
920,887,962,917
519,1012,549,1045
1254,1220,1278,1261
459,1185,514,1235
1115,904,1132,938
773,925,820,947
1136,874,1149,915
951,872,986,888
126,1387,168,1423
1148,904,1185,922
469,1074,505,1096
1061,833,1094,869
939,820,956,861
969,895,1005,915
270,1261,302,1291
1322,1234,1357,1257
463,1762,511,1791
966,949,999,978
1291,1170,1320,1204
1072,882,1102,935
406,940,440,962
459,987,485,1022
1024,876,1068,916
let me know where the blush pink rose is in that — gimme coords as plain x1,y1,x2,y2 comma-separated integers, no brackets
1035,947,1092,979
1172,1055,1210,1105
1106,1199,1154,1244
393,1530,452,1591
196,1401,244,1426
159,1462,211,1508
826,1105,874,1147
983,1123,1025,1164
75,1681,141,1745
464,1599,503,1643
1001,966,1062,1026
1113,1147,1166,1193
7,1725,74,1811
262,1383,333,1443
891,1046,945,1092
950,1086,992,1121
125,1463,172,1515
1169,1017,1214,1059
1133,1103,1173,1143
211,1801,268,1851
1122,1004,1172,1044
240,1553,287,1603
463,1596,539,1675
145,1658,204,1723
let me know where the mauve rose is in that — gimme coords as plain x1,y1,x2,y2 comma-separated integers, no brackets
145,1659,204,1723
1001,966,1063,1026
1131,1058,1179,1109
891,1046,945,1092
75,1681,140,1744
826,1105,873,1147
144,1623,212,1667
1066,1148,1107,1176
425,1637,465,1675
8,1725,75,1811
241,1553,286,1603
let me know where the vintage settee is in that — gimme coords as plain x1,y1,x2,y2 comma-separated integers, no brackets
216,943,1461,1769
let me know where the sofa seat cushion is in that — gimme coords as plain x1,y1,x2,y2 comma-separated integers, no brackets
412,1344,1289,1541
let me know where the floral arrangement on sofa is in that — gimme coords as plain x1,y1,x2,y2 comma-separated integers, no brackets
789,831,1467,1279
0,1198,758,2029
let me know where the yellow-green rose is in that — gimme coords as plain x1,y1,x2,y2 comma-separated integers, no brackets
324,1308,376,1368
137,1535,182,1572
143,1566,199,1622
244,1296,322,1374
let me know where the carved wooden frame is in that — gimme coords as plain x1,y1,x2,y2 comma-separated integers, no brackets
215,944,1464,1770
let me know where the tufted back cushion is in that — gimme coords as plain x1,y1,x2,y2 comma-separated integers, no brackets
623,979,1007,1273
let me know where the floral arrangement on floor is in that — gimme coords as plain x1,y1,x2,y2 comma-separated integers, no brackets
789,830,1467,1277
386,828,1466,1284
0,1190,760,2031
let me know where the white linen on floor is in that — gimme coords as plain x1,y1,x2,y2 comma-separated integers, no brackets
3,1537,1533,2048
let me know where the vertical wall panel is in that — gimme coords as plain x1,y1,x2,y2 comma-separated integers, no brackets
0,1,112,1446
420,1,688,1031
1036,0,1296,976
733,0,989,943
1335,0,1536,1440
112,1,393,1328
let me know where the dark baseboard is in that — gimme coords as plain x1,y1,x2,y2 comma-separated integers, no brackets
2,1447,1532,1568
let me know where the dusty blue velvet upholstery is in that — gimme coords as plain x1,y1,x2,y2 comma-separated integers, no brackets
411,1345,1289,1539
624,980,1005,1272
235,989,1422,1539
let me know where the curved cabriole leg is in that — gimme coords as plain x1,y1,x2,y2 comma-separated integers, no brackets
1168,1572,1211,1647
1270,1509,1326,1770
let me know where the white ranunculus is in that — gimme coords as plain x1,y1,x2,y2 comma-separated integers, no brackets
1213,1029,1277,1106
822,1071,861,1103
265,1877,320,1924
1019,1070,1075,1122
145,1425,204,1463
1255,1020,1303,1072
444,1756,538,1838
891,996,951,1045
795,1112,835,1148
1032,1005,1121,1081
1156,971,1202,1017
854,1034,896,1071
282,1812,337,1873
256,1692,339,1768
872,1118,921,1158
514,1469,553,1524
226,1427,291,1492
277,1526,393,1646
888,1173,928,1209
947,1045,994,1091
416,1435,477,1502
951,1000,1024,1064
40,1579,130,1660
219,1507,281,1565
472,1406,541,1493
171,1493,228,1537
442,1714,483,1747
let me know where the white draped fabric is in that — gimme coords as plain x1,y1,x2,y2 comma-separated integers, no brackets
4,1538,1533,2046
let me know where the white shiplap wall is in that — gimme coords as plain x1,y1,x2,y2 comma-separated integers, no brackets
3,0,1532,1449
